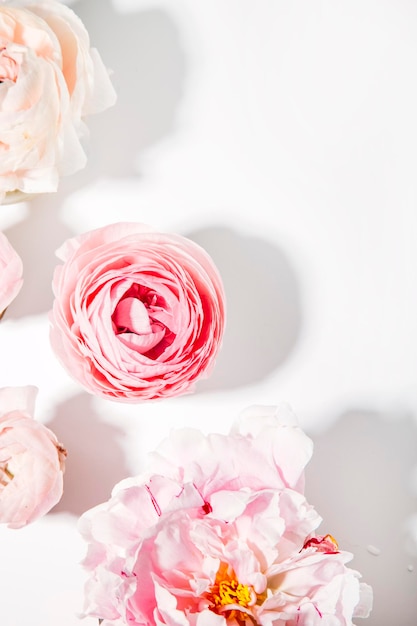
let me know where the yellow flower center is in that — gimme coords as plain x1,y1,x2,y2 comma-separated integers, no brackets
205,562,263,626
215,577,253,608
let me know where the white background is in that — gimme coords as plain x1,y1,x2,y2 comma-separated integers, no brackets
1,0,417,624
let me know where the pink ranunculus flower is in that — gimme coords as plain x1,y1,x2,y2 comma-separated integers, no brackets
79,406,372,626
49,222,226,402
0,385,67,528
0,230,23,316
0,0,116,202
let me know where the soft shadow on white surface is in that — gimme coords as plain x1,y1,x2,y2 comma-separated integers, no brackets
47,393,132,516
306,410,417,626
72,0,187,180
4,202,74,318
188,226,302,390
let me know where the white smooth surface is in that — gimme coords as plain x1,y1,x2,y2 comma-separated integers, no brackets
1,1,417,624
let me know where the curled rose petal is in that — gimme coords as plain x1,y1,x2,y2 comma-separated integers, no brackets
0,0,116,201
49,222,226,401
0,230,23,316
0,385,66,528
79,407,372,625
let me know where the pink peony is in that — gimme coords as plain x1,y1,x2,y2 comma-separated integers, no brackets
0,230,23,315
79,406,372,625
49,222,226,402
0,0,116,202
0,385,66,528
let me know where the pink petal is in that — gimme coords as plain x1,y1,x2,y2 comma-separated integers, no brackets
113,297,151,334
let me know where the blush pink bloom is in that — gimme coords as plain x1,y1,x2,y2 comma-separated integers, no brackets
79,406,372,626
0,0,116,202
0,230,23,315
0,385,66,528
49,222,226,402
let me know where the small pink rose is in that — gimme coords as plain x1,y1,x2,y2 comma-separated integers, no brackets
0,0,116,201
49,223,226,402
0,230,23,316
0,385,66,528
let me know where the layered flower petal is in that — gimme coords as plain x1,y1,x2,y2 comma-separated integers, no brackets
0,0,116,201
149,405,313,498
0,385,66,528
79,409,372,625
49,222,226,401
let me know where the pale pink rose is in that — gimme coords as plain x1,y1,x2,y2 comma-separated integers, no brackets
79,408,372,625
0,230,23,315
49,223,226,401
0,385,66,528
0,0,116,202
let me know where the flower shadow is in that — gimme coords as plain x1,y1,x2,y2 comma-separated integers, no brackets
305,409,417,626
186,226,302,391
71,0,187,180
46,393,132,516
4,202,74,319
